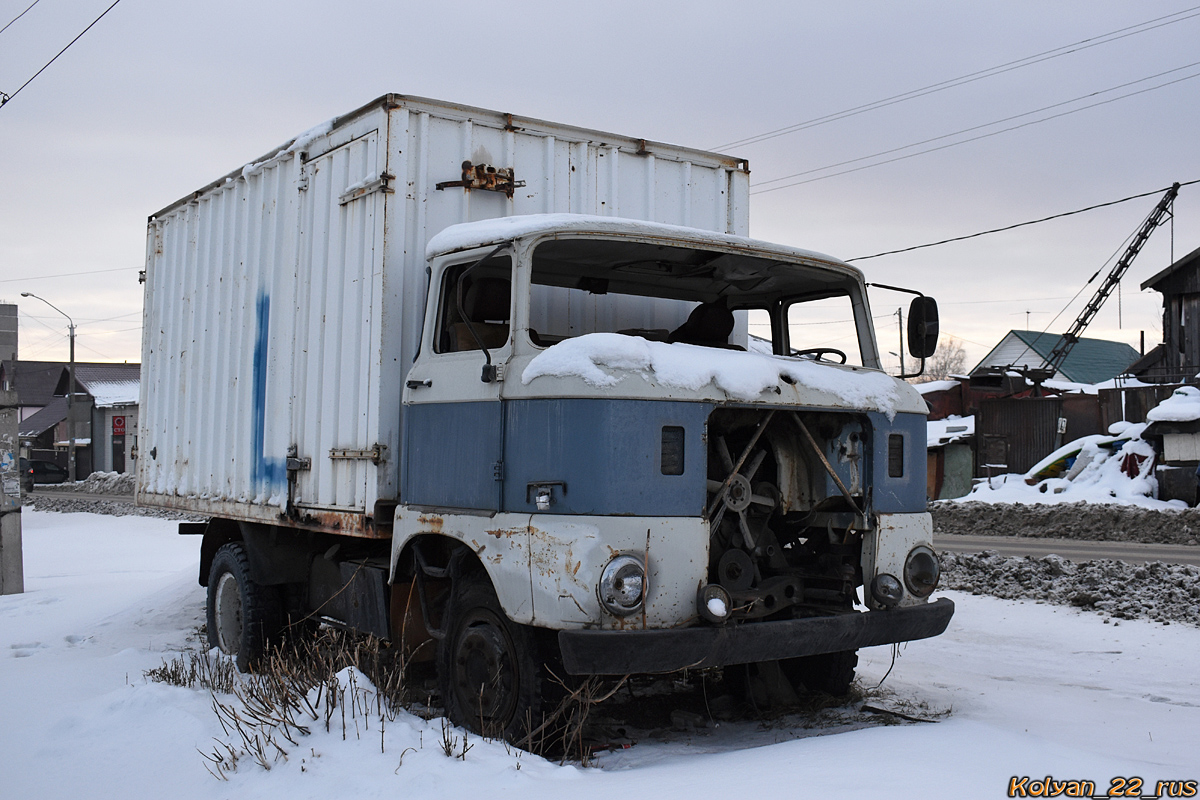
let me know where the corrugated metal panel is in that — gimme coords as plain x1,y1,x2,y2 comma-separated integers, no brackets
139,96,749,531
976,398,1061,476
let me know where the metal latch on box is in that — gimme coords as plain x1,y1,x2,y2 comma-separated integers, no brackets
339,173,395,205
286,445,311,474
436,161,526,199
329,444,387,465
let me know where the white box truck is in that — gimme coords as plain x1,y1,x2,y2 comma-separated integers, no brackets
138,94,952,741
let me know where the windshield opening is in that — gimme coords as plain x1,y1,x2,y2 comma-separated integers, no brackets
528,237,872,364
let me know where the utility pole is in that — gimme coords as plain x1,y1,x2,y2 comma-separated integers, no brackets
21,293,77,482
896,307,905,376
1,302,22,594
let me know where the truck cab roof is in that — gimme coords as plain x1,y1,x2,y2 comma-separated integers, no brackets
426,214,859,279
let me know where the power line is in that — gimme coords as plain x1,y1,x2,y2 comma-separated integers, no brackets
0,0,42,36
754,60,1200,189
0,0,122,110
714,5,1200,151
752,68,1200,195
847,179,1200,262
0,265,139,284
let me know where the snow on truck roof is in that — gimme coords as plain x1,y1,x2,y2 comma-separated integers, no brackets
425,214,859,274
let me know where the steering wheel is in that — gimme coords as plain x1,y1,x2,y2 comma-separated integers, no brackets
791,348,847,364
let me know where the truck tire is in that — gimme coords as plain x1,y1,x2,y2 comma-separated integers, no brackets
439,570,548,743
782,649,858,698
206,542,283,672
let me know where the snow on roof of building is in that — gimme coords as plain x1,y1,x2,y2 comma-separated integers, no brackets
927,415,973,448
83,380,139,407
915,380,959,395
52,363,140,407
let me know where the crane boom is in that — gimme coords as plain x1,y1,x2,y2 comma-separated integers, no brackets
1041,183,1179,377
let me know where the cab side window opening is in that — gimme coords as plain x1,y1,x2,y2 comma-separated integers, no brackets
434,256,512,354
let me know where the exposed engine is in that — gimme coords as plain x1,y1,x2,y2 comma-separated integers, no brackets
704,408,870,623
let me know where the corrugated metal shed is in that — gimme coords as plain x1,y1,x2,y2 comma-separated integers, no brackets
970,330,1139,384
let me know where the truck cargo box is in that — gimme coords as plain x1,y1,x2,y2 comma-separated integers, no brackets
137,94,750,535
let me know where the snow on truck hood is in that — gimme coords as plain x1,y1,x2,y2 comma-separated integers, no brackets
521,333,906,417
426,213,851,269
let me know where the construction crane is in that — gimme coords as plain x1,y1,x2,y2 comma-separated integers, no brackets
1027,182,1180,385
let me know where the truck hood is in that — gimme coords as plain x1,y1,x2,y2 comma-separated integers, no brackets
513,333,923,419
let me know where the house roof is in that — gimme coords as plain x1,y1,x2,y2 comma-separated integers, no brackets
18,396,67,437
12,360,68,408
52,363,141,407
1140,244,1200,291
971,330,1141,385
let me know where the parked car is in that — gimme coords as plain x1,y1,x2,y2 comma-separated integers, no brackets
19,457,33,493
28,459,69,486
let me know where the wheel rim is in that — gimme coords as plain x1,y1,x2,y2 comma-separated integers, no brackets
451,609,519,727
214,571,243,655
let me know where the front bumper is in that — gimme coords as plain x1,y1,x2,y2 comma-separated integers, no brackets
558,597,954,675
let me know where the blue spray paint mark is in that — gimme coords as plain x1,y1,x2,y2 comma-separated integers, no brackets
252,291,286,489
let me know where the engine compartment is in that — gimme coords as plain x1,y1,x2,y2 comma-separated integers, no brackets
705,408,873,622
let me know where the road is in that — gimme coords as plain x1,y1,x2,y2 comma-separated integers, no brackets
935,534,1200,567
29,489,135,505
23,490,1200,566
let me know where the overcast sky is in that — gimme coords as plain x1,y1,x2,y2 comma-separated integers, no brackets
2,0,1198,374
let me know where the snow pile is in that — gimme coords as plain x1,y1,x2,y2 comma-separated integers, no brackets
522,333,900,414
1146,385,1200,422
931,502,1200,546
76,471,135,494
24,493,202,519
958,422,1179,509
31,471,135,495
940,550,1200,626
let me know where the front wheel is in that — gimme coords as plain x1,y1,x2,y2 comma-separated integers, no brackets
439,570,549,742
782,649,858,697
206,542,282,672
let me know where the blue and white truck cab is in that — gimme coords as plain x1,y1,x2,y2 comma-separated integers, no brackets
393,214,953,735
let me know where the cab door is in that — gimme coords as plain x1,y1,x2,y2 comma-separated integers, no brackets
401,247,513,511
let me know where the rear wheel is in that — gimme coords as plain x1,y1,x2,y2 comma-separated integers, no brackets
439,570,549,743
206,542,282,672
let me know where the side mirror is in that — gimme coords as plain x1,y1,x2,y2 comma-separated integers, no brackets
907,296,939,359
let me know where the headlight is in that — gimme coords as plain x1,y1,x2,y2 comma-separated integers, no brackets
697,583,732,624
871,573,903,608
904,545,940,598
599,554,646,617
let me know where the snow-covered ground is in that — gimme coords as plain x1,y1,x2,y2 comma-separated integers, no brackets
3,509,1198,799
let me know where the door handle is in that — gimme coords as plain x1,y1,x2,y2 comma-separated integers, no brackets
406,379,432,389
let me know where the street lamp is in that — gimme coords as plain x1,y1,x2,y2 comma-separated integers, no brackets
20,292,77,483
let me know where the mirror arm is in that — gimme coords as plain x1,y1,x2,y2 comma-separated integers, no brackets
455,245,507,382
